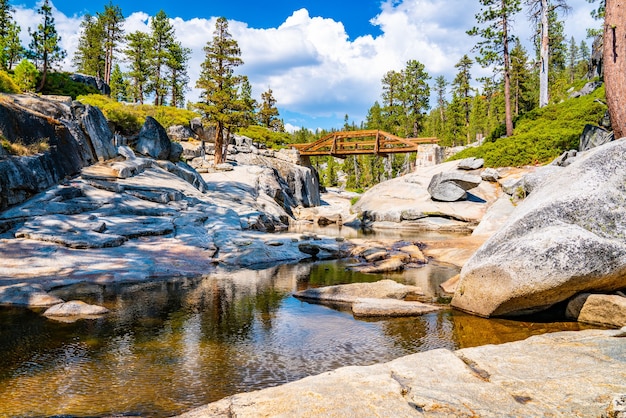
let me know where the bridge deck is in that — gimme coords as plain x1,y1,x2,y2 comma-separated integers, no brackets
291,130,438,157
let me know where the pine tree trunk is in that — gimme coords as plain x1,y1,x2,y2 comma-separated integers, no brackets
604,0,626,139
214,122,225,165
502,10,514,137
539,0,549,107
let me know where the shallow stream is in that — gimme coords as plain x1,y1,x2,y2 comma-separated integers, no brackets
0,231,592,417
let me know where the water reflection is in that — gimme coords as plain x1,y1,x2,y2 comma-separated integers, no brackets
0,261,592,417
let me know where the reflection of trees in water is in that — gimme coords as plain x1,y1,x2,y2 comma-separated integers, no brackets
380,311,457,353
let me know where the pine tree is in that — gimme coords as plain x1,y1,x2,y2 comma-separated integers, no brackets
124,30,151,104
401,59,430,137
149,10,175,106
468,0,521,136
28,0,66,92
567,36,578,82
380,70,404,135
99,2,125,84
258,87,280,130
2,21,23,70
195,17,244,165
526,0,569,107
604,0,626,138
510,40,534,114
110,63,129,101
166,41,191,108
452,55,473,144
0,0,12,38
73,14,105,78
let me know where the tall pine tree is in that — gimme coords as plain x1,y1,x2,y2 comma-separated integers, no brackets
195,17,244,164
28,0,66,92
468,0,521,136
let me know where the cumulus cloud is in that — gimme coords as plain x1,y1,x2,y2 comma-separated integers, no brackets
13,0,596,129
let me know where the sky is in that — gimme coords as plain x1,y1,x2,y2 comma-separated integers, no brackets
11,0,599,132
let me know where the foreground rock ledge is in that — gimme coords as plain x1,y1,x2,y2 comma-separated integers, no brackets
178,328,626,417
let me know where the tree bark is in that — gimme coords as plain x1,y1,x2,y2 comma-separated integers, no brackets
214,121,225,165
604,0,626,139
502,6,514,137
539,0,549,107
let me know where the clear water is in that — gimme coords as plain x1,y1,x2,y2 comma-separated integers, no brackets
0,259,590,417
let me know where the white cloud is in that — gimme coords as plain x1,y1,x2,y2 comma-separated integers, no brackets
13,0,596,130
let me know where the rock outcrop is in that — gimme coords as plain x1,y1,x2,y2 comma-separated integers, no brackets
452,139,626,317
0,95,106,209
566,293,626,328
178,328,626,418
43,300,109,317
354,161,501,232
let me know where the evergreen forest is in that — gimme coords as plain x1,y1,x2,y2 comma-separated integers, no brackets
0,0,610,191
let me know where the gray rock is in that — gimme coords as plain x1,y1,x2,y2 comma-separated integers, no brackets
169,141,184,162
178,329,626,418
136,116,171,160
428,171,481,202
167,125,194,142
567,293,626,328
297,242,320,256
579,124,614,151
458,157,484,170
43,300,109,317
481,167,500,182
0,283,64,307
80,105,117,162
15,214,127,249
294,279,423,304
118,145,136,160
70,73,111,95
569,80,603,98
452,139,626,317
352,298,442,317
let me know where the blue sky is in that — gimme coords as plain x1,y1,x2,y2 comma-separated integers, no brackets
13,0,598,132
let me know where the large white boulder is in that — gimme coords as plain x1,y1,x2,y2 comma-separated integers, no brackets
452,139,626,317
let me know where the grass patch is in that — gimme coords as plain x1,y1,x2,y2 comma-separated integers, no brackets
449,85,607,167
78,94,199,135
1,138,50,156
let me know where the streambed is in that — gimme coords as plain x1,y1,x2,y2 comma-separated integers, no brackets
0,255,590,417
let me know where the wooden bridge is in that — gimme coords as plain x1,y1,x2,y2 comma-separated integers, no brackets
291,130,438,157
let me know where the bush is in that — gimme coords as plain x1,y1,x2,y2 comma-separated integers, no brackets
41,72,99,98
0,70,19,93
237,125,292,149
12,59,38,92
78,94,199,135
449,86,607,167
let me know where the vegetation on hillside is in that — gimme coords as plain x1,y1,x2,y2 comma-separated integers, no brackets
78,94,198,134
448,85,607,167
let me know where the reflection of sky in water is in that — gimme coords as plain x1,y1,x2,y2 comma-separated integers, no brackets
0,260,589,417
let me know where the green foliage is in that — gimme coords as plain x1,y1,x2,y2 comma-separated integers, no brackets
28,0,66,91
449,86,606,167
12,59,37,91
40,72,99,98
237,125,290,149
0,69,18,92
78,94,199,134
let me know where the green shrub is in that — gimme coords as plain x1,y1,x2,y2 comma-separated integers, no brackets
12,59,38,92
237,125,292,149
78,94,199,135
449,86,607,167
0,70,19,93
41,72,99,98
